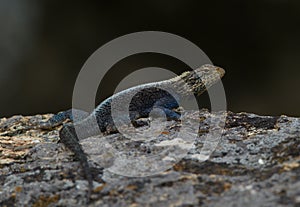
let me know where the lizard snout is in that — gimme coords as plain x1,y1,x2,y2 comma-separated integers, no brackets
215,67,225,78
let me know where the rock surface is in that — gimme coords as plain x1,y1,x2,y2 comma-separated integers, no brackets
0,111,300,207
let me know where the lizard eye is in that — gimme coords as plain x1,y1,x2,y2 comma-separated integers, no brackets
203,69,210,73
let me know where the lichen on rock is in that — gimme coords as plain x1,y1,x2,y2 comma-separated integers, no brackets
0,111,300,206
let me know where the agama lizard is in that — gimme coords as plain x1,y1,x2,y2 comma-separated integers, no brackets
32,64,225,201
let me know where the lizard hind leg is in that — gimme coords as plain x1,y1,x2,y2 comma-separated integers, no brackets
37,109,89,129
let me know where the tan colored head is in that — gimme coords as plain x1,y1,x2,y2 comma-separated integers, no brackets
193,64,225,87
173,64,225,96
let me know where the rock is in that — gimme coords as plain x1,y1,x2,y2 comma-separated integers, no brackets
0,111,299,206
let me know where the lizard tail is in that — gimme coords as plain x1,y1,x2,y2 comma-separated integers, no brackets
59,124,93,203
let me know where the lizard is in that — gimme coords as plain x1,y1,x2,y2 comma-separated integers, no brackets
30,64,225,201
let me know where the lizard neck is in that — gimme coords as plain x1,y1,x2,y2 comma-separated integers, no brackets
168,70,207,97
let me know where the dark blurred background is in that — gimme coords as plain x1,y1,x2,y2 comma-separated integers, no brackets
1,0,300,118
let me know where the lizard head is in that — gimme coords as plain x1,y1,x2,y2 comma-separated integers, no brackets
194,64,225,87
174,64,225,96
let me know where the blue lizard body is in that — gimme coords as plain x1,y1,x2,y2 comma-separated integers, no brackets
35,64,225,201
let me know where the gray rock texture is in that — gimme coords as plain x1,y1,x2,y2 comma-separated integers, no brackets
0,111,300,206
